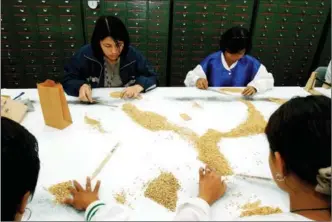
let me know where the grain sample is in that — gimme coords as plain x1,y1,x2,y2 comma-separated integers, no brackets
110,91,122,98
114,190,127,205
180,113,192,121
110,91,142,100
144,172,180,211
48,181,73,203
122,103,173,131
268,97,288,105
241,200,262,210
240,206,282,217
219,87,243,94
222,100,267,138
84,115,106,133
192,102,202,109
195,129,233,176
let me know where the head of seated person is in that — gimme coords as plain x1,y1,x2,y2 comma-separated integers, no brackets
1,117,40,221
265,95,331,220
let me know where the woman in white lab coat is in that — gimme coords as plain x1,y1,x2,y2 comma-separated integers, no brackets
65,95,331,221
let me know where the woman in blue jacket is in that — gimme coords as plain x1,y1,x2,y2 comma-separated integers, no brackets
62,16,158,101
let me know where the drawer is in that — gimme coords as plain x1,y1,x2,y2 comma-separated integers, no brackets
19,42,39,49
172,35,192,44
25,74,47,85
173,12,195,20
127,1,147,11
63,41,82,50
40,42,61,49
41,49,62,57
39,33,59,42
13,15,37,24
148,10,169,19
130,35,147,44
11,5,34,15
1,33,17,42
20,49,39,57
85,8,101,17
59,0,80,6
2,49,21,57
127,19,148,28
3,65,23,74
17,33,39,42
37,15,58,25
127,27,147,35
149,1,169,11
63,34,84,42
46,72,63,82
132,43,147,51
63,49,76,57
24,65,43,74
85,17,99,26
127,10,147,19
147,43,168,51
61,25,80,33
258,3,278,13
58,6,80,15
35,5,57,15
59,15,81,26
106,10,127,20
15,24,38,32
44,65,62,73
174,2,196,13
232,14,250,22
104,1,126,9
172,50,190,57
43,58,63,66
148,36,168,44
209,2,230,13
38,25,59,33
2,57,21,66
148,28,168,36
173,20,193,29
23,57,40,65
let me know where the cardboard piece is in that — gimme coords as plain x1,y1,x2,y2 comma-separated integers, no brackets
37,80,72,129
1,96,28,123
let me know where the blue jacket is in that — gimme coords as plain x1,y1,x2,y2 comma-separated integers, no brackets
62,44,158,96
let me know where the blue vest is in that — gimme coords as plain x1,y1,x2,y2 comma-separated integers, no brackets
200,51,261,87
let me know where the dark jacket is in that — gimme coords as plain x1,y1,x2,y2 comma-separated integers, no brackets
62,44,158,96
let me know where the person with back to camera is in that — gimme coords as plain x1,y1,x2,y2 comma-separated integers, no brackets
63,96,331,221
184,26,274,96
62,15,158,101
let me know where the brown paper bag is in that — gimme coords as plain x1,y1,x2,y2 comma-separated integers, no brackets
37,79,72,129
1,97,28,123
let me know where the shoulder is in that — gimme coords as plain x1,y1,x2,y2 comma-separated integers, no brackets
201,51,222,64
240,54,261,66
73,44,94,59
124,45,145,61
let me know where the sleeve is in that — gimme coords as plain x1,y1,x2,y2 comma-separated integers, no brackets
85,200,131,221
134,50,158,92
62,51,88,97
325,61,331,84
173,197,211,221
247,64,274,93
184,65,207,87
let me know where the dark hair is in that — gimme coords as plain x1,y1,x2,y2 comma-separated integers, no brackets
220,26,252,54
265,96,331,186
91,15,130,61
1,117,40,221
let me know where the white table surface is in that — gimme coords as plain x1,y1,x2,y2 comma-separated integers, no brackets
1,87,311,221
314,87,331,98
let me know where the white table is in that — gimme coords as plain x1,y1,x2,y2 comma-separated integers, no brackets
314,87,331,98
1,87,310,221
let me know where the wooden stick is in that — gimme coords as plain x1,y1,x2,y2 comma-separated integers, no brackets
235,173,273,182
91,142,120,180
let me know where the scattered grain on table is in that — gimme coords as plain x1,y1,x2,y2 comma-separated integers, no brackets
180,113,192,121
84,115,106,133
240,206,282,217
114,190,127,205
219,87,243,93
144,172,180,212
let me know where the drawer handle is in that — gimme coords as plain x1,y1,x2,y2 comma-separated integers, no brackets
20,9,25,13
25,36,30,40
45,18,49,22
66,9,70,13
22,18,27,22
43,9,47,12
68,18,72,22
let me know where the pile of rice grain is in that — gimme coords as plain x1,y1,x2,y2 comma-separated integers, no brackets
144,172,180,211
219,87,243,93
222,100,266,138
114,190,127,205
48,181,73,203
240,206,282,217
195,129,233,176
180,113,192,121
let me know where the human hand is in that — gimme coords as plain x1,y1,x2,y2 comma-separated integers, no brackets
64,177,101,211
198,166,227,206
242,86,257,96
79,84,93,103
121,84,143,99
196,78,208,90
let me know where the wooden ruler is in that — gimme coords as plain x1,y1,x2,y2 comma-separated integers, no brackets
91,142,120,180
